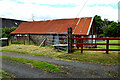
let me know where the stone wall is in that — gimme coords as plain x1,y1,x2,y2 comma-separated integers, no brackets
15,34,97,48
30,34,97,48
30,34,54,45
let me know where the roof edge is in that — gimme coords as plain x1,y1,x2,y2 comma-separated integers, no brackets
87,17,94,35
0,17,28,22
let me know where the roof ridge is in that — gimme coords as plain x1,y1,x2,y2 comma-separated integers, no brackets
23,17,92,23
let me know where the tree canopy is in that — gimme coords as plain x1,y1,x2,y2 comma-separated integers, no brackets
2,26,16,39
94,15,103,35
94,15,120,37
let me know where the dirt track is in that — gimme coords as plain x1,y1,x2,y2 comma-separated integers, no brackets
1,52,119,78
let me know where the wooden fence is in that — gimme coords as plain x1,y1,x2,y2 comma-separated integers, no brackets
67,27,120,54
71,37,120,54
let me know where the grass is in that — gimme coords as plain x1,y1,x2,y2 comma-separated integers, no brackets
0,70,14,78
97,40,120,43
57,51,119,65
97,40,120,49
11,41,24,44
2,56,62,73
0,42,119,65
1,44,64,57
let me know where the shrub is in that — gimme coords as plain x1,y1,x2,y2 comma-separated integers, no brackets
2,26,16,39
12,41,24,44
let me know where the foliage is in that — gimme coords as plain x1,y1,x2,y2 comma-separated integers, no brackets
0,70,14,78
2,56,62,73
2,26,16,38
102,22,120,37
95,15,120,37
99,34,105,37
12,41,24,44
94,15,103,35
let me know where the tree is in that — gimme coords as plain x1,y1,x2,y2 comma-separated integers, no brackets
94,15,103,36
103,22,120,37
2,26,16,39
94,15,120,37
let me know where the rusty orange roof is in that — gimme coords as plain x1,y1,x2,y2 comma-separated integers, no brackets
11,17,93,35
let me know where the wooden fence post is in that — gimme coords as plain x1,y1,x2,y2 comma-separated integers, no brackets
24,34,25,45
68,27,72,53
106,38,109,54
11,35,13,44
81,36,83,53
28,34,30,44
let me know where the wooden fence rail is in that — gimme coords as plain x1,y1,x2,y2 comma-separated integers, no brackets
71,37,120,54
67,27,120,54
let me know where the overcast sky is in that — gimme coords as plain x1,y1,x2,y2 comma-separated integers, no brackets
0,0,119,22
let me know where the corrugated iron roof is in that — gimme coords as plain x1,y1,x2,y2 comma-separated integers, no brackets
11,17,93,35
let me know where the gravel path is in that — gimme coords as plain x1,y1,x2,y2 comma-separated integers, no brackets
1,52,119,78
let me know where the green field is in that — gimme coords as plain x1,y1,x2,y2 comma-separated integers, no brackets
97,40,120,49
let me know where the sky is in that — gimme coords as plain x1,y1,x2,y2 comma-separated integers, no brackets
0,0,119,22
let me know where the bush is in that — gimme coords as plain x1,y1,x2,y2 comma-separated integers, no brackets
99,34,105,37
2,26,16,39
12,41,24,44
103,22,120,37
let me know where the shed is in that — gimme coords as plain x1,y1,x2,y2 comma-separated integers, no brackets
11,17,97,47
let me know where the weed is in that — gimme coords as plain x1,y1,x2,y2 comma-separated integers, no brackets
0,70,15,78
